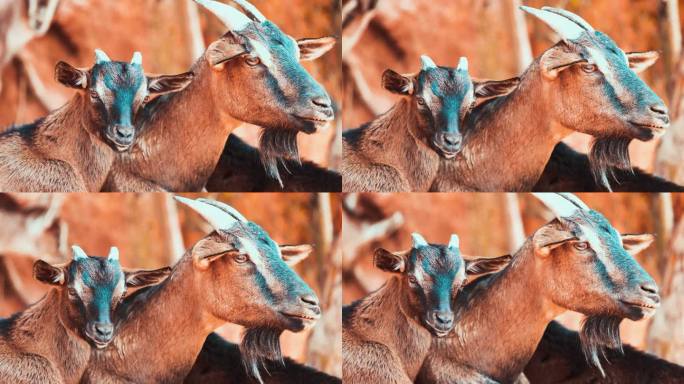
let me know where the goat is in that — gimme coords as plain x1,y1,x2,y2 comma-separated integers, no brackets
0,50,193,192
523,320,684,383
205,134,341,192
103,0,336,192
184,332,341,384
418,193,661,384
343,56,519,192
82,197,324,384
343,233,511,383
0,246,169,384
431,6,672,192
533,142,684,191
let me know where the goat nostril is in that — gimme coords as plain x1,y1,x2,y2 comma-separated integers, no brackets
300,294,319,307
311,96,332,110
640,282,659,295
434,312,453,325
94,323,113,338
650,105,668,116
443,134,461,147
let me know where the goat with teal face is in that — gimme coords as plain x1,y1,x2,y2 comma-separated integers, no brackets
342,56,519,192
418,193,660,384
0,49,192,192
432,6,671,192
343,233,511,384
0,246,170,384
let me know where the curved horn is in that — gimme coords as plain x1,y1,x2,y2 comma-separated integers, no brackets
412,232,429,248
193,0,251,31
448,234,460,250
456,56,468,72
72,245,88,260
520,6,585,42
174,196,239,231
232,0,266,22
94,49,111,64
197,198,248,223
558,193,591,211
532,193,582,218
542,7,594,32
420,55,437,70
131,51,142,65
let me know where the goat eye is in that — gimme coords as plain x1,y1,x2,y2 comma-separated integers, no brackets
245,55,260,66
408,275,418,285
581,64,597,73
67,288,79,298
416,97,426,106
89,90,99,99
143,95,151,104
574,242,589,251
234,253,249,263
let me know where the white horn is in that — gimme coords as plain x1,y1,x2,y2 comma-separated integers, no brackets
542,7,594,32
174,196,239,231
532,193,582,218
520,6,585,42
197,198,248,223
456,56,468,72
72,245,88,260
558,193,591,211
411,232,429,248
94,49,111,64
193,0,251,31
448,234,460,250
232,0,266,22
131,51,142,65
108,247,119,261
420,55,437,70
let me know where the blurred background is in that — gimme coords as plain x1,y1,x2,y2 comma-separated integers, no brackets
342,0,684,183
0,192,342,377
341,192,684,365
0,0,341,170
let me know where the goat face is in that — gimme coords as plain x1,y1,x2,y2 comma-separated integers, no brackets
196,0,335,135
32,246,170,348
374,233,510,337
55,50,193,152
175,197,320,333
533,193,659,321
522,6,669,141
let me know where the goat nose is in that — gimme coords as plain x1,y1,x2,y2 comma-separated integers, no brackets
650,104,668,116
311,95,332,110
300,293,319,307
434,311,454,327
443,133,461,147
94,322,113,339
115,126,134,140
640,281,659,296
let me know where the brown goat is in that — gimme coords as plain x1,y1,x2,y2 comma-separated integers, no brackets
431,6,670,192
0,50,192,192
103,0,335,192
0,246,168,384
82,197,323,384
342,56,518,192
343,234,511,383
417,193,660,384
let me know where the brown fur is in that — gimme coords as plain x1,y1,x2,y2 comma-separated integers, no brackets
0,95,115,192
342,99,439,192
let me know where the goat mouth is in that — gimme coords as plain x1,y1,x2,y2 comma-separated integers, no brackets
619,299,659,319
432,141,461,158
628,122,667,139
293,115,333,133
85,333,112,349
279,311,320,330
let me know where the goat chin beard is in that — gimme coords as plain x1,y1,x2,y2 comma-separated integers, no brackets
259,129,301,188
579,315,624,378
240,327,285,384
589,137,632,192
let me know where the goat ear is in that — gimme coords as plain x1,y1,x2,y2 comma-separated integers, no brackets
532,225,577,256
33,260,66,286
382,69,414,95
147,72,194,95
465,255,512,275
55,61,89,89
297,37,336,61
626,51,659,74
539,46,583,80
473,77,520,101
373,248,406,273
124,267,172,288
205,37,246,70
280,244,313,266
621,233,654,256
